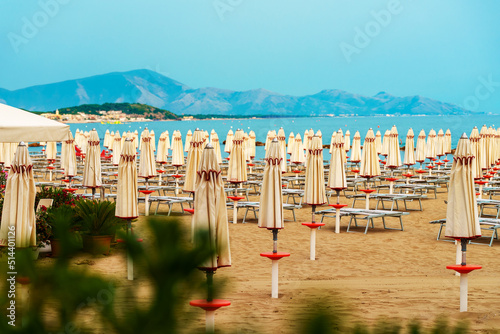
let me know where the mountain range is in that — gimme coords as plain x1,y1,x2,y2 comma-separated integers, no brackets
0,69,472,116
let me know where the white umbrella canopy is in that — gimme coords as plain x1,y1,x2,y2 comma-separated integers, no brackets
224,129,234,154
469,127,482,178
184,129,205,192
415,129,427,163
328,131,347,189
265,130,276,152
210,131,223,164
344,130,351,153
156,132,168,164
133,130,139,150
291,134,305,164
488,126,496,167
116,139,139,219
360,129,381,178
303,130,310,153
436,129,445,157
243,132,251,161
304,129,314,167
445,129,452,154
0,143,36,247
386,126,402,168
112,131,122,166
82,129,102,188
350,131,362,163
1,143,18,168
138,128,157,179
164,131,171,152
287,132,295,155
150,130,156,152
277,128,287,173
445,134,481,239
375,130,382,154
184,130,193,153
227,129,247,183
259,139,284,229
329,132,335,154
381,130,390,156
62,131,77,177
248,131,256,159
316,130,323,147
46,142,57,160
103,129,111,148
304,136,327,205
192,144,231,270
203,130,210,149
171,130,184,166
120,131,129,147
426,129,437,160
496,128,500,164
478,125,488,170
404,128,416,166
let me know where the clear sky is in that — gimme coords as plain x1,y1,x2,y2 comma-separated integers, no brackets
1,0,499,113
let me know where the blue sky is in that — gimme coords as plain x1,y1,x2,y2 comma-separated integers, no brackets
1,0,499,113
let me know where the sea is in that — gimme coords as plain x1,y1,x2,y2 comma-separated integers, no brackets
53,114,500,161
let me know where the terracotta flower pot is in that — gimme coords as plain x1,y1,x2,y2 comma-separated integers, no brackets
82,235,113,255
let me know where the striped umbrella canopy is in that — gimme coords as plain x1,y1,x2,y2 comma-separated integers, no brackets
304,136,326,205
192,144,231,270
224,129,234,154
138,128,157,180
386,125,402,168
184,129,193,153
360,129,381,178
445,134,481,239
112,131,122,166
82,129,102,188
184,129,205,192
171,130,184,166
227,129,247,183
0,143,36,247
258,139,283,229
415,129,427,163
404,128,415,166
350,131,362,163
469,127,482,178
328,131,347,189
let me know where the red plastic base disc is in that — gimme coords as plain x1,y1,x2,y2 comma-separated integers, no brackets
139,190,155,195
329,204,348,209
302,222,325,229
260,252,291,260
190,299,231,311
228,196,245,201
360,189,376,194
446,264,482,274
184,208,195,214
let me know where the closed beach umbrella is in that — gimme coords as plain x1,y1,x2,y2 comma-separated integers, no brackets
316,130,323,147
350,131,362,163
243,132,250,161
63,131,77,177
259,139,283,229
329,132,335,154
436,129,445,158
193,143,231,270
224,129,233,154
445,129,452,154
426,129,437,161
115,138,138,280
82,129,102,191
46,141,57,161
133,130,139,150
184,130,192,153
277,128,287,173
375,130,382,154
478,125,488,171
156,131,168,164
328,131,347,190
112,131,122,166
103,129,111,148
344,130,351,153
210,131,223,164
3,143,18,168
381,130,390,157
138,128,157,181
469,127,482,178
360,129,381,179
404,128,415,166
303,130,310,153
386,126,401,169
445,133,482,312
488,126,496,167
150,130,156,152
184,129,205,193
265,130,276,152
291,134,305,164
171,130,184,166
304,136,326,206
496,128,500,164
165,131,171,153
415,130,426,165
287,132,295,155
248,131,256,159
227,129,247,183
0,143,36,247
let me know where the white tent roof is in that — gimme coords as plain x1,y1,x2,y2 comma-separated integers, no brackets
0,103,70,142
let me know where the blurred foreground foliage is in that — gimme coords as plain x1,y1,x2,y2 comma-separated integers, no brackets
1,217,471,334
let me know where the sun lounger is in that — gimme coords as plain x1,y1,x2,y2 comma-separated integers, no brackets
229,201,302,223
430,217,500,246
148,196,193,216
477,199,500,218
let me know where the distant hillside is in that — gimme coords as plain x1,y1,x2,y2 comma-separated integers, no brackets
58,102,179,120
0,69,473,116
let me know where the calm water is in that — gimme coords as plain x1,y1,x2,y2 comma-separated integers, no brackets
63,114,499,160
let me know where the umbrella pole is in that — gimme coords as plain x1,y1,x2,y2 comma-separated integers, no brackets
460,239,468,312
127,219,134,280
272,229,278,253
272,229,279,298
92,187,96,200
310,205,317,261
455,240,461,276
206,269,215,332
335,190,341,234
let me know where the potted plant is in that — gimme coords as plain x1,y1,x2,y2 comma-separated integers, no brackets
75,200,120,255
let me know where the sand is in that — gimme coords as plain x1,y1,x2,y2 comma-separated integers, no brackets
34,176,500,334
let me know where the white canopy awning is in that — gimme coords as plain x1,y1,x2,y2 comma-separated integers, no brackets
0,103,70,143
